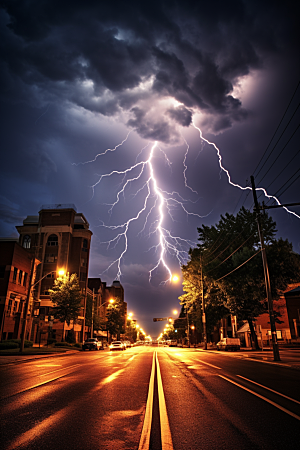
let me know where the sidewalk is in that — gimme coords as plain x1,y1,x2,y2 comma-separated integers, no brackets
198,346,300,369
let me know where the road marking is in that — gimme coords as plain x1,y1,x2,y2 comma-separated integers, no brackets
237,375,300,405
219,375,300,421
156,352,174,450
138,352,155,450
6,405,71,450
39,364,81,376
1,375,68,400
196,359,221,370
102,369,125,385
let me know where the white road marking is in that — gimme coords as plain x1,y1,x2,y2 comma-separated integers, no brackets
219,375,300,421
237,375,300,405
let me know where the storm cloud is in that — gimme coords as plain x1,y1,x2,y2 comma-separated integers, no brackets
2,0,297,142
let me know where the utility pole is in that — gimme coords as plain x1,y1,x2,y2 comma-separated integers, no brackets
90,288,94,338
200,252,207,349
250,176,280,361
20,258,35,353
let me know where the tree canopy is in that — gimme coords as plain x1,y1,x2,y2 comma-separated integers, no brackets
106,297,126,340
49,273,83,326
180,207,300,347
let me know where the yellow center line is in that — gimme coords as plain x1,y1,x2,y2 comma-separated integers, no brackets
156,352,174,450
138,352,155,450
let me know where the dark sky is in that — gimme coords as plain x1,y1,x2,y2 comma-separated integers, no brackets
1,0,299,337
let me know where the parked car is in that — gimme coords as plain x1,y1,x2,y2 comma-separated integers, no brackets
82,338,102,351
216,338,240,351
124,340,132,348
109,341,125,351
168,340,178,347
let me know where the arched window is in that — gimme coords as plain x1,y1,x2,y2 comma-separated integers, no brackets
23,235,31,249
47,234,58,246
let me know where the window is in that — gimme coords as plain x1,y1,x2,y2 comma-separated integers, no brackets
23,273,28,286
80,272,87,282
81,258,87,267
13,267,18,282
7,299,12,313
23,235,31,249
18,270,23,284
13,301,17,312
45,272,55,278
82,238,88,252
47,234,58,246
18,301,24,313
44,254,58,263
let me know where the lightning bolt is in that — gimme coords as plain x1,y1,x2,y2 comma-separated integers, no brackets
76,118,299,284
192,119,300,219
86,136,209,283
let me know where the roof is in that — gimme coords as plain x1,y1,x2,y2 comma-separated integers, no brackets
285,286,300,297
40,204,77,211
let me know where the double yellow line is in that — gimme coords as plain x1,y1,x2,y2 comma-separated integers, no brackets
138,351,174,450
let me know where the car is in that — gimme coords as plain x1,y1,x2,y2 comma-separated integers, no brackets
216,338,240,351
109,341,125,351
82,338,102,351
124,340,132,348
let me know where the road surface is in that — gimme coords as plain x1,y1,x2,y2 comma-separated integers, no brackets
1,346,300,449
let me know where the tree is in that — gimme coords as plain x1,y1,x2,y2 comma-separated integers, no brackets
49,273,83,340
181,207,300,349
106,297,125,341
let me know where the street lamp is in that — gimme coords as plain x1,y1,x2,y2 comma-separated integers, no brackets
20,266,65,352
100,298,114,343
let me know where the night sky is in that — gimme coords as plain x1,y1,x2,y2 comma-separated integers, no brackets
1,1,299,337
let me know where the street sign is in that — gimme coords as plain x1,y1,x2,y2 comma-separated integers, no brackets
153,318,167,322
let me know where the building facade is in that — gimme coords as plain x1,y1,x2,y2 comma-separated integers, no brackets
15,204,92,343
0,239,40,341
87,278,127,342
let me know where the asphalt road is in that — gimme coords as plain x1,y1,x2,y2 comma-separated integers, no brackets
1,346,300,450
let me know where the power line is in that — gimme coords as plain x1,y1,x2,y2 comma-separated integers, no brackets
253,80,300,178
215,249,261,282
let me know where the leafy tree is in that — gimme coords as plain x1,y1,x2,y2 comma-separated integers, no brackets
106,297,125,340
126,319,138,342
49,273,83,339
181,207,300,349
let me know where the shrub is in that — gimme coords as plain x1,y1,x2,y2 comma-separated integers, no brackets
55,342,72,347
47,338,57,345
1,339,33,348
0,341,19,350
74,343,81,348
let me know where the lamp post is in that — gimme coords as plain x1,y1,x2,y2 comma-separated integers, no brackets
20,266,65,353
101,298,114,343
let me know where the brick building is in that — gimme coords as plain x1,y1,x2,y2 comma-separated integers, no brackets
0,239,40,341
87,278,127,342
237,283,300,347
15,204,92,343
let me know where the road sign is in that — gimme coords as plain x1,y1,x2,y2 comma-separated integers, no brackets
153,318,167,322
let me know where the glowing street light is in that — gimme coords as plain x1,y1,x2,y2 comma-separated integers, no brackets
172,275,179,283
20,266,66,352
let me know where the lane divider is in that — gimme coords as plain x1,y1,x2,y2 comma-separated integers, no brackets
138,351,174,450
138,352,156,450
219,374,300,421
156,352,174,450
237,375,300,405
